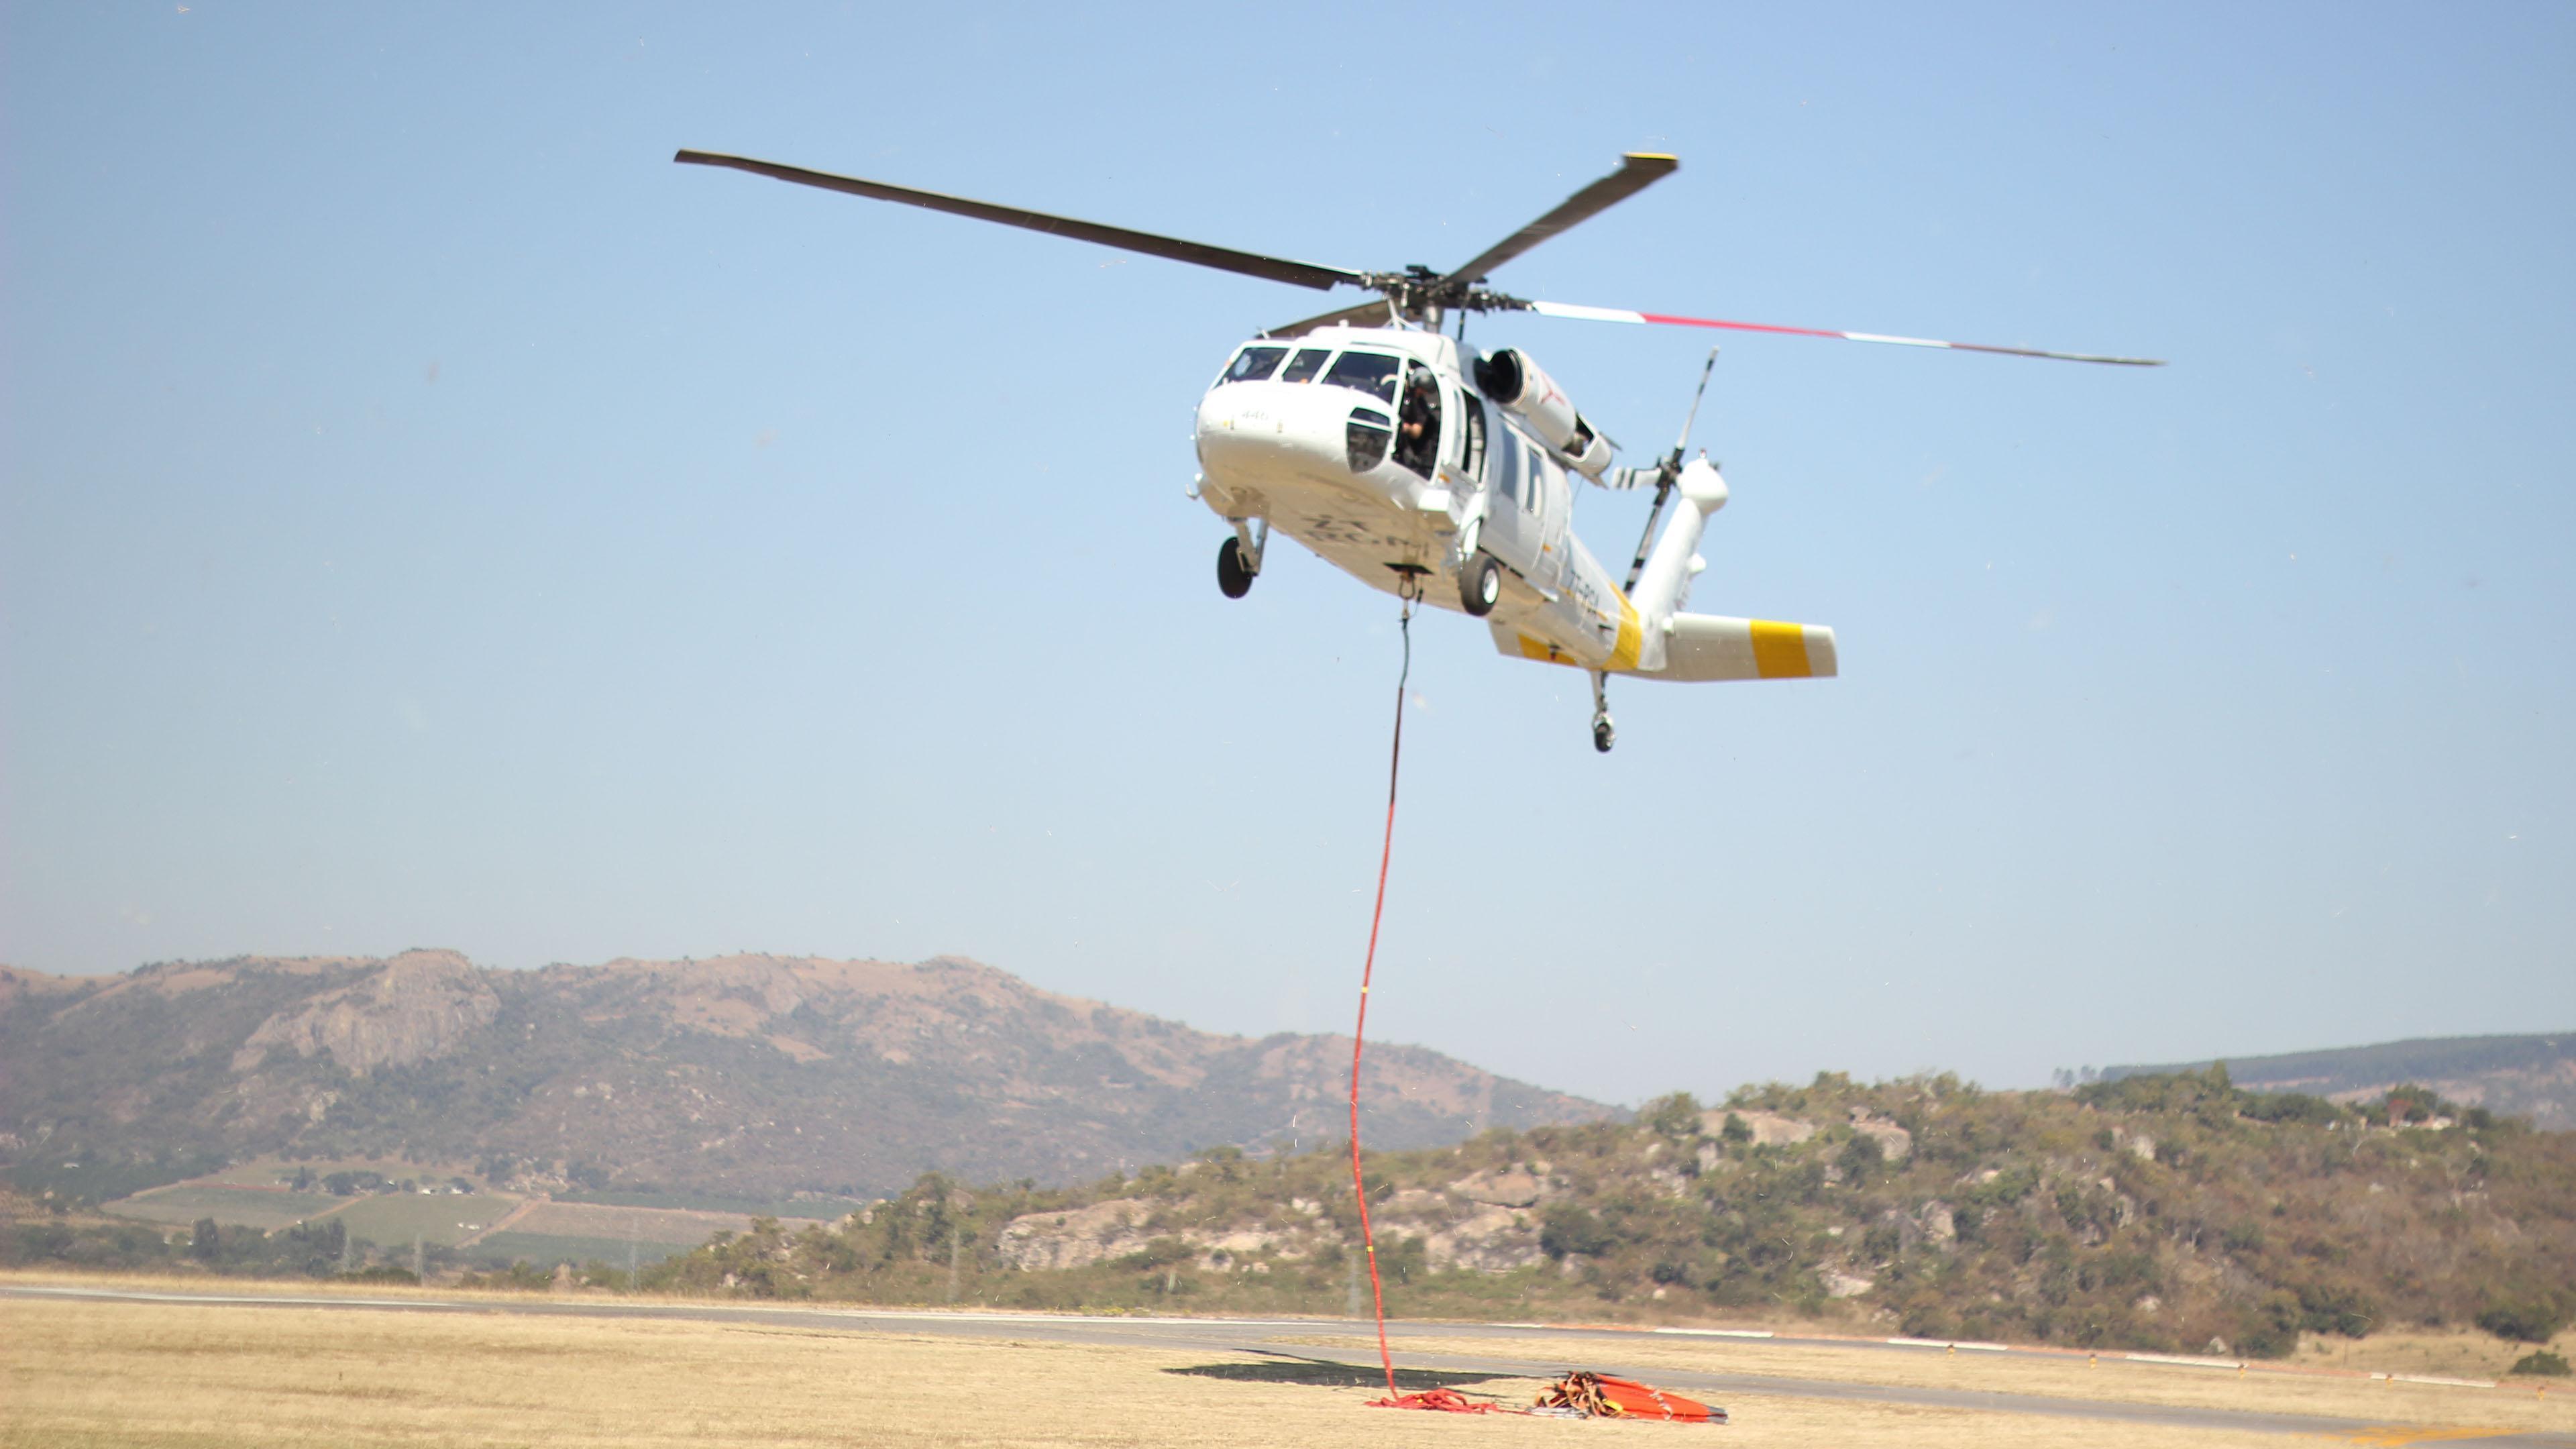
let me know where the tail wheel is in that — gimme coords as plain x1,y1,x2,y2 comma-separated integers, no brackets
1216,537,1256,599
1457,551,1503,617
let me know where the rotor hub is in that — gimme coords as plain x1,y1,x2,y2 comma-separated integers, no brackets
1356,269,1528,323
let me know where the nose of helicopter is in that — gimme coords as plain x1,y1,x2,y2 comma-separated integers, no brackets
1195,381,1356,483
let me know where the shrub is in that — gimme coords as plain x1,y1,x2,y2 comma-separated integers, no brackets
2381,1084,2443,1125
1540,1205,1613,1260
2477,1299,2569,1344
1841,1128,1886,1167
2240,1289,2303,1358
2241,1091,2343,1126
2295,1282,2378,1338
2510,1350,2571,1378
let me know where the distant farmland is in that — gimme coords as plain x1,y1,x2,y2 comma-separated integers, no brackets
106,1185,339,1232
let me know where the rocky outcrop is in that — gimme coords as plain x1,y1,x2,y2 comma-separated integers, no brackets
1849,1108,1913,1161
1424,1205,1546,1271
232,951,499,1074
1448,1167,1550,1209
993,1198,1160,1271
1701,1108,1815,1146
1822,1268,1875,1298
994,1198,1329,1273
992,1163,1576,1276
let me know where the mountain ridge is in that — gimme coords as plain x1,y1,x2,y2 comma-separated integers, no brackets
2104,1032,2575,1130
0,950,1615,1201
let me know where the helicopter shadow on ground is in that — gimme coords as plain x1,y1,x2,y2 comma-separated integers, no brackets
1165,1352,1503,1392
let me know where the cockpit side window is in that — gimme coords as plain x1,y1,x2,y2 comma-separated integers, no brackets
1321,350,1401,405
1218,345,1287,386
1278,347,1334,384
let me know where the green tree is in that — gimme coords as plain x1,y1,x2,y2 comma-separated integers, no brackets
1642,1093,1701,1140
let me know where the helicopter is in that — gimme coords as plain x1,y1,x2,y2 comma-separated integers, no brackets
677,150,2159,751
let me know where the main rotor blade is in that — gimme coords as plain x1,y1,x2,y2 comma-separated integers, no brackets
1263,297,1398,339
676,150,1367,292
1523,300,2165,366
1444,153,1680,284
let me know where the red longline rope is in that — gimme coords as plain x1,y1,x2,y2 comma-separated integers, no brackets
1346,598,1411,1402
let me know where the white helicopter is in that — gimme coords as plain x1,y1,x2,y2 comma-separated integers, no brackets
678,150,2159,751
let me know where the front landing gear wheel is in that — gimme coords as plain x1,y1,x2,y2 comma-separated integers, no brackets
1216,537,1255,599
1593,714,1616,753
1456,551,1503,617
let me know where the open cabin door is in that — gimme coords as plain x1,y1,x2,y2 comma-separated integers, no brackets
1478,424,1546,582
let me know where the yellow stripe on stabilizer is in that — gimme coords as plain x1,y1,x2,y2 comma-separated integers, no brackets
1749,620,1813,678
1607,600,1643,672
1517,633,1567,665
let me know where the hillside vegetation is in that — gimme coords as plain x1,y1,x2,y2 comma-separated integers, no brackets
0,952,1608,1203
646,1069,2576,1358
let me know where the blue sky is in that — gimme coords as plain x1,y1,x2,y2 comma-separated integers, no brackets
5,3,2570,1107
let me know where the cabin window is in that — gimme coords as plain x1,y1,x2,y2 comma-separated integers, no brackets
1218,345,1287,385
1345,407,1393,472
1321,350,1401,405
1278,347,1333,384
1494,434,1522,506
1394,360,1442,478
1459,392,1487,478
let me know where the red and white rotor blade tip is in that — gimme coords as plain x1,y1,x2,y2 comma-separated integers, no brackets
1523,301,2165,367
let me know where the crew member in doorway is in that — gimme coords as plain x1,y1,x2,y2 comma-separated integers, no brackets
1396,369,1440,476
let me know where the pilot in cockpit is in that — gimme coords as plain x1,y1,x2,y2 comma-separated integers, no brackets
1396,370,1439,474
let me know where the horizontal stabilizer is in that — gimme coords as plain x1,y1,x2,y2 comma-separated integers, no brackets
1653,614,1837,682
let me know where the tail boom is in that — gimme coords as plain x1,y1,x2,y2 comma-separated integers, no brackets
1653,614,1837,681
1491,613,1835,681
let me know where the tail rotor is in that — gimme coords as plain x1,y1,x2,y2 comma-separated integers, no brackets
1621,347,1721,595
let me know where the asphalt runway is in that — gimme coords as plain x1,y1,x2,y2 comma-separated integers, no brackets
10,1284,2571,1446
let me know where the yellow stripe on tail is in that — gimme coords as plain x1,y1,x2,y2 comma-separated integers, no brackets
1748,619,1813,678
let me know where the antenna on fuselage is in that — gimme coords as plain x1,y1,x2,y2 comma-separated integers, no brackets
1622,347,1720,596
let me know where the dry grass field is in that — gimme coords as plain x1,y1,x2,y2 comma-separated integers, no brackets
0,1296,2284,1449
3,1275,2567,1449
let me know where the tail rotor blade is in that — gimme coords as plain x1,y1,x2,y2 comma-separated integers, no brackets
1674,346,1719,453
1523,301,2165,366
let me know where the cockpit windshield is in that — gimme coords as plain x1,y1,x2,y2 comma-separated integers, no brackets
1218,345,1287,386
1322,350,1401,405
1278,347,1332,384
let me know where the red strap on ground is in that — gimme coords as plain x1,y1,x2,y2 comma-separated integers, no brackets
1371,1387,1504,1413
1347,604,1409,1403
